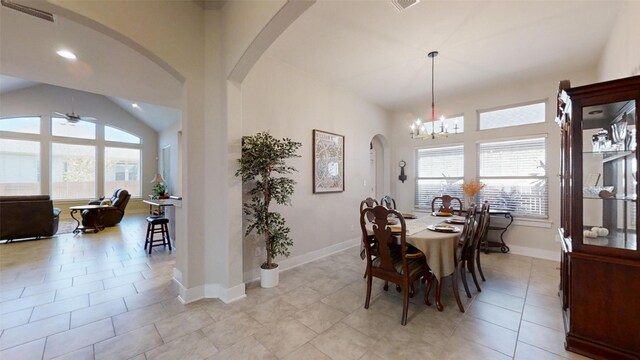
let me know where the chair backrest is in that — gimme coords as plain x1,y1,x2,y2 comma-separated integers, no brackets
455,204,478,263
108,188,121,203
380,195,397,210
360,197,379,223
470,201,491,253
112,189,131,212
360,205,408,276
431,195,463,215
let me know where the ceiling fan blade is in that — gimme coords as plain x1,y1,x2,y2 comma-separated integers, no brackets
80,116,97,121
53,112,68,118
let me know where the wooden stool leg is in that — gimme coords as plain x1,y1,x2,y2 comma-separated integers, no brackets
164,223,172,251
148,223,155,254
144,222,151,250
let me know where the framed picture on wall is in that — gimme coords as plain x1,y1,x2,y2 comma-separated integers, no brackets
313,129,345,193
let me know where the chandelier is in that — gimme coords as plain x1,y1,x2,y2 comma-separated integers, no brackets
410,51,459,139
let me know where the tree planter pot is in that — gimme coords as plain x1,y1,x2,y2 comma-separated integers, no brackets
260,265,279,288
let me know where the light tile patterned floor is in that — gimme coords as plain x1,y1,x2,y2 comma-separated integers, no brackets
0,214,591,359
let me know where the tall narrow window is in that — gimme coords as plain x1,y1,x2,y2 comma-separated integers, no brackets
105,147,141,197
51,143,96,199
478,137,547,217
0,139,40,195
415,145,464,209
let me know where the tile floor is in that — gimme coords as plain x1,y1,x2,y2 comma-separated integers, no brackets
0,214,591,360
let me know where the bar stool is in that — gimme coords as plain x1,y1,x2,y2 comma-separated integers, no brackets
145,216,172,254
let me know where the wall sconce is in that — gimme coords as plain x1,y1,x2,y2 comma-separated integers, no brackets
398,160,407,183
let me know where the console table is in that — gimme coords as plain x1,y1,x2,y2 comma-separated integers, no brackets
69,205,108,234
483,210,513,253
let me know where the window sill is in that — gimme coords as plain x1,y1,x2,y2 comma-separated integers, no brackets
513,218,552,228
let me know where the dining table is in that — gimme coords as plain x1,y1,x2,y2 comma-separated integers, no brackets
405,214,463,311
367,212,463,311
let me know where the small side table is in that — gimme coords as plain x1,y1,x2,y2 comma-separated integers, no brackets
70,205,107,234
483,210,514,253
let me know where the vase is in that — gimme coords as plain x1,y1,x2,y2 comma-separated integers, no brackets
467,194,478,208
260,265,279,288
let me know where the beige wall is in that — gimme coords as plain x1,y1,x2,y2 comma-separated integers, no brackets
598,1,640,81
39,0,301,301
390,68,598,260
241,54,390,279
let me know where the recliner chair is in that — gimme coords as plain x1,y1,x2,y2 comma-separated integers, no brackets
82,189,131,227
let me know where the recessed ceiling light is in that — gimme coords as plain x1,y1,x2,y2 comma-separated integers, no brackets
56,50,77,60
132,103,140,109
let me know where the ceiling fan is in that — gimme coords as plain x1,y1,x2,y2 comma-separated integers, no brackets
53,98,96,123
53,111,96,123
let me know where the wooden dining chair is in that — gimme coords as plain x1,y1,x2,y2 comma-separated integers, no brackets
426,204,477,312
472,201,491,284
360,197,379,260
359,205,432,325
463,201,490,293
380,195,396,210
431,195,463,215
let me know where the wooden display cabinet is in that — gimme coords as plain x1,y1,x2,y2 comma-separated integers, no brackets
556,76,640,360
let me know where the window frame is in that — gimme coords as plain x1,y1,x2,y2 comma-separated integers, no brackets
477,99,547,131
476,134,549,219
0,138,42,195
0,115,144,201
0,116,42,135
104,124,142,144
104,145,142,197
414,144,465,209
50,142,98,200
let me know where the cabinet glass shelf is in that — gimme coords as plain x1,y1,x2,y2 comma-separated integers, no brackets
583,195,637,201
583,150,634,163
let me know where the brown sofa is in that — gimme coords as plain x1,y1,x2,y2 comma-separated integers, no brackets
0,195,61,242
82,189,130,227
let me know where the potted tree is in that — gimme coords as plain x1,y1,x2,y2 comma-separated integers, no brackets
235,131,302,288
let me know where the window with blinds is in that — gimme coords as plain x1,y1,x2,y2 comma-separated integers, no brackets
478,137,547,218
415,145,464,209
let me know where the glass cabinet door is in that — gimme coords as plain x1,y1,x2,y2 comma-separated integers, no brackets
582,100,637,250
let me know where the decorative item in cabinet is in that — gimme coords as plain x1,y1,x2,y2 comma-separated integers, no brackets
556,75,640,360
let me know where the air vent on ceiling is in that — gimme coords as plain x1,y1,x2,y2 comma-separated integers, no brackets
1,0,54,22
391,0,420,12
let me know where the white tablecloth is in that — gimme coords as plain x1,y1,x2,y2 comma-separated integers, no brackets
406,215,461,281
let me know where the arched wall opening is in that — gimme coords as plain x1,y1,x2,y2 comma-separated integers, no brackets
371,134,391,201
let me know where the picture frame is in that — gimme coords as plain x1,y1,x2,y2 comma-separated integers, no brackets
313,129,345,193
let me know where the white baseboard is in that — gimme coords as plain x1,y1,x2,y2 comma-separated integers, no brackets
243,237,360,283
173,268,246,304
508,244,560,261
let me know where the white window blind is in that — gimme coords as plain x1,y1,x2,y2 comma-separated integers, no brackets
479,102,545,130
478,137,547,218
415,145,464,209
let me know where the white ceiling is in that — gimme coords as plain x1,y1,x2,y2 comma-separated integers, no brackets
0,0,623,125
266,0,623,112
0,6,182,131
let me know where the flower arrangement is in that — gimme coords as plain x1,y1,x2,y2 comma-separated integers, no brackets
461,179,486,197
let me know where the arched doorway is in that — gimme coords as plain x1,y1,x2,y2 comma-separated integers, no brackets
370,134,390,200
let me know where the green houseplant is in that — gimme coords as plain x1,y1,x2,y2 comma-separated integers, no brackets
152,182,167,199
235,131,301,287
